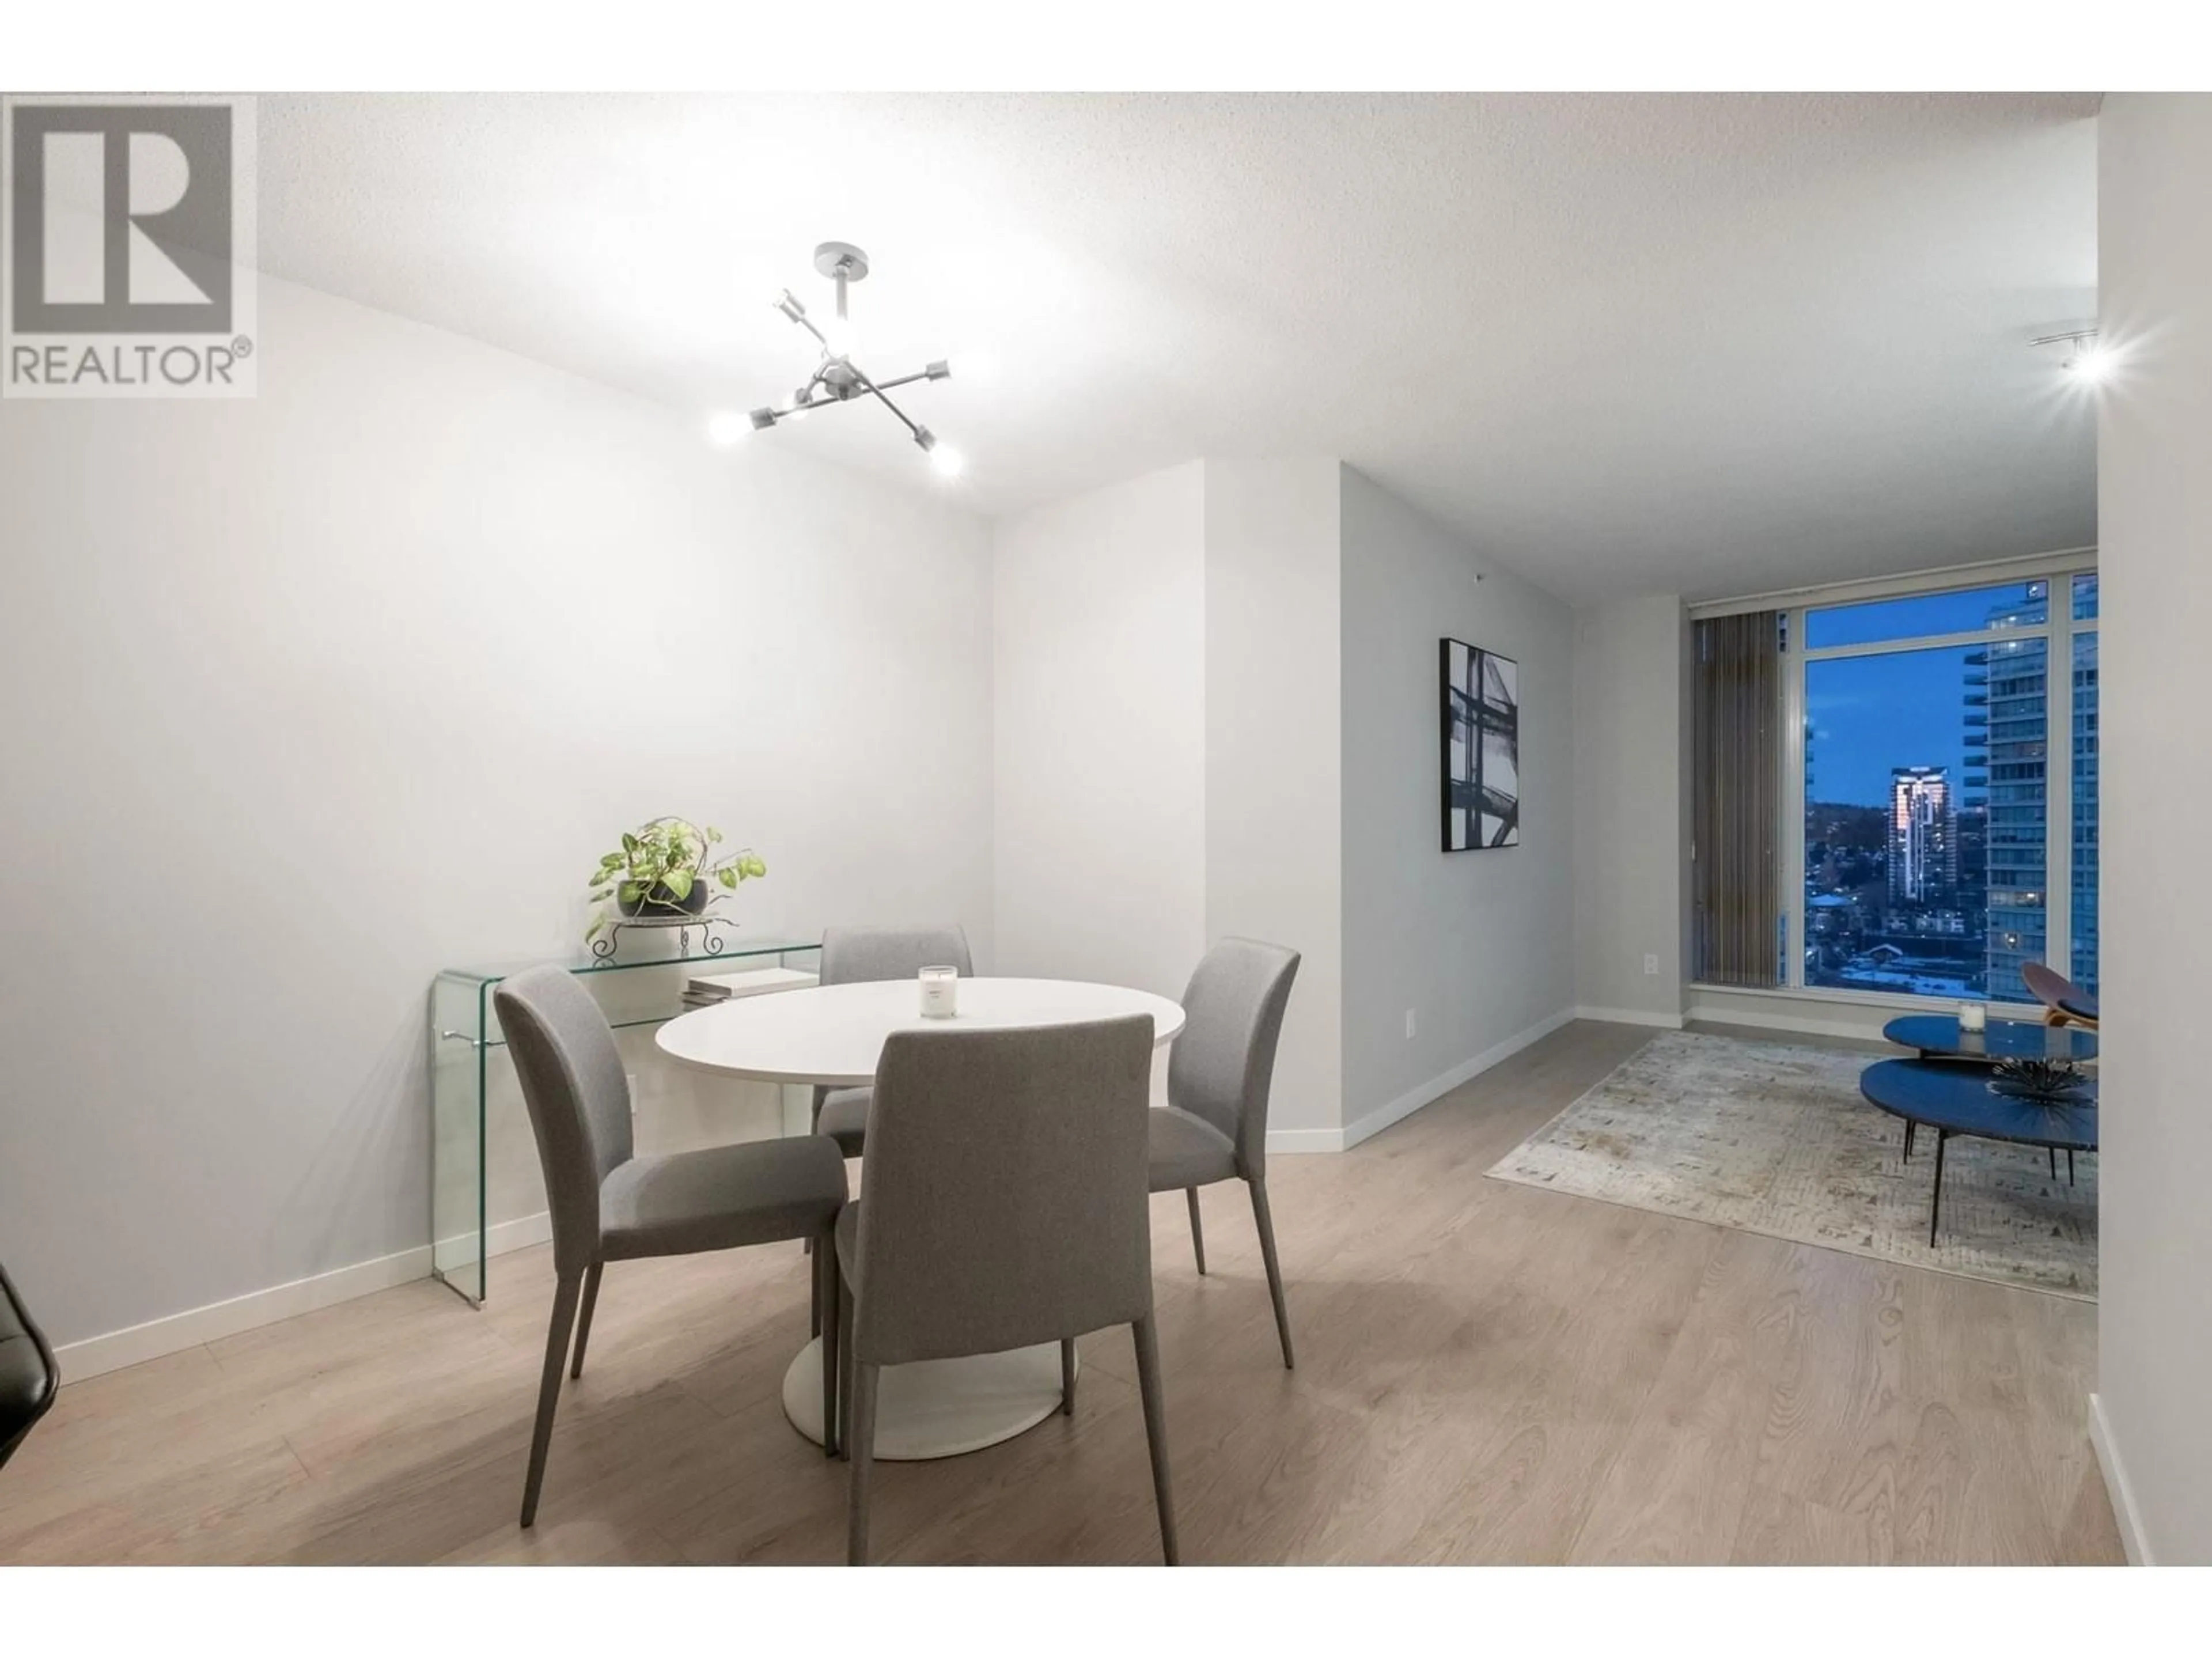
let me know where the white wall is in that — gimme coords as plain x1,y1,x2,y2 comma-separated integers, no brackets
990,457,1360,1146
1571,594,1690,1022
1203,460,1346,1146
991,463,1207,997
0,274,995,1350
1340,467,1577,1135
2092,90,2212,1566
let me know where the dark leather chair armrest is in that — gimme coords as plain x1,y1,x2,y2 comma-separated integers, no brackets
0,1261,59,1472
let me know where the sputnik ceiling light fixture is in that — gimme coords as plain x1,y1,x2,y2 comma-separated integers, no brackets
731,241,960,477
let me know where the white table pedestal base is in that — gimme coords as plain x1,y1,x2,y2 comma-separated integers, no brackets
780,1336,1075,1460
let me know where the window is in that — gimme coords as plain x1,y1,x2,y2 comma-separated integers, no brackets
2070,575,2099,995
1692,560,2097,1006
1802,580,2047,649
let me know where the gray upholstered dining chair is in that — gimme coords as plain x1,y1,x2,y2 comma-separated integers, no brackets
833,1015,1177,1566
811,923,974,1157
1147,937,1302,1368
494,965,849,1528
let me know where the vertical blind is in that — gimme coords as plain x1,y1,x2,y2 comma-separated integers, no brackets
1692,611,1783,987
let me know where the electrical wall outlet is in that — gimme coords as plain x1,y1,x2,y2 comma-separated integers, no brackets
1643,954,1660,976
1404,1008,1417,1038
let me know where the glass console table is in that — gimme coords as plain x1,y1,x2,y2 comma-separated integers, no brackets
431,935,822,1306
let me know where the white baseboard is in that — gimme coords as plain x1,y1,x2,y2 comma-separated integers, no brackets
1683,1000,1889,1043
1268,1006,1578,1156
434,1209,554,1275
2089,1392,2153,1566
50,998,1582,1379
56,1208,558,1384
1264,1124,1352,1155
55,1244,433,1382
1573,1005,1685,1029
485,1209,552,1259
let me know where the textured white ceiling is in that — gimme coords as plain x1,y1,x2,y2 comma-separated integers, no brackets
257,92,2099,603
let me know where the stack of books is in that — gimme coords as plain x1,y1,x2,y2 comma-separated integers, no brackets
681,965,819,1009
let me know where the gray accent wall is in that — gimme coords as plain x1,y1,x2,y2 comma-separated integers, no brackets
1339,467,1577,1134
1570,595,1691,1022
1202,460,1347,1147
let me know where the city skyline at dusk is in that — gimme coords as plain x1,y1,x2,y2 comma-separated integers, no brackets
1800,577,2095,1003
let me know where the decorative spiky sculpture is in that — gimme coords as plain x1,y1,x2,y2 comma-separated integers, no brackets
1991,1057,2090,1101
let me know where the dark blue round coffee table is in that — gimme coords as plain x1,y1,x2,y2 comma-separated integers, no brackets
1881,1014,2098,1064
1858,1059,2098,1245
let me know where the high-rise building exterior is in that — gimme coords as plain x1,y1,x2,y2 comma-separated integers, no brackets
2071,624,2099,994
1966,581,2051,1002
1958,653,1990,964
1887,765,1956,904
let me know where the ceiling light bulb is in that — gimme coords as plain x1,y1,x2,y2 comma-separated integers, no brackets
929,444,964,479
821,315,858,359
707,412,749,446
2069,343,2115,384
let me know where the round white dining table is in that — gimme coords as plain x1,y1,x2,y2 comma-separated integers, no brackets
656,976,1186,1460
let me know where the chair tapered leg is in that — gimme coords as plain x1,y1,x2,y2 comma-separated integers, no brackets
567,1262,603,1381
1185,1188,1207,1274
2049,1146,2058,1179
1248,1177,1294,1370
521,1271,584,1528
1061,1336,1077,1415
809,1239,821,1336
819,1230,840,1456
1130,1312,1179,1565
847,1361,881,1566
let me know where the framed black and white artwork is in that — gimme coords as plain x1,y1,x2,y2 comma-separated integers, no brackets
1440,638,1520,851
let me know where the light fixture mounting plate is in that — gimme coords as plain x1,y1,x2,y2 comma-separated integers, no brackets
814,241,870,281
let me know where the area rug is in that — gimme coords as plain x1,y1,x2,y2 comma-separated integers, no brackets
1487,1030,2097,1300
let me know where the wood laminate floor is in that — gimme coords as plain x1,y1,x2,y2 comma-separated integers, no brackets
0,1020,2123,1565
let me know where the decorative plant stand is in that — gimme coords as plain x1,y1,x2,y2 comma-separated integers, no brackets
589,908,749,964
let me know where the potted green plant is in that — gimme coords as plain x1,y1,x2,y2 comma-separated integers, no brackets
586,816,766,944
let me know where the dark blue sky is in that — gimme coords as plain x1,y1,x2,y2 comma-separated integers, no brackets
1802,579,2056,806
1806,647,1980,805
1803,582,2046,650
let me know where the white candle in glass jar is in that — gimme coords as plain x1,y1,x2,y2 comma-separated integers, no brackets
1959,1002,1987,1032
919,965,959,1018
